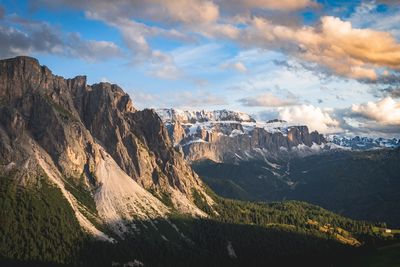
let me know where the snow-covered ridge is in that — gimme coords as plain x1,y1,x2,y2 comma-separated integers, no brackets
328,135,400,150
156,108,255,123
156,108,400,152
156,109,313,141
180,120,293,137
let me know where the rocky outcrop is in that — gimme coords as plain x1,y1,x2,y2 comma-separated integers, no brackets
287,126,325,147
0,56,212,238
156,108,327,162
157,108,255,123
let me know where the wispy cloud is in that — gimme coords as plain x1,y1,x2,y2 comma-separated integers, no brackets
238,92,297,107
0,15,122,61
165,90,227,108
221,61,247,73
131,89,227,109
350,1,400,39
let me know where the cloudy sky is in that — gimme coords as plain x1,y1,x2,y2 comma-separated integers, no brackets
1,0,400,137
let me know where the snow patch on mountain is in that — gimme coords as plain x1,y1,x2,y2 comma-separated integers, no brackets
157,108,255,123
227,241,237,259
159,109,400,150
157,108,309,140
181,138,207,146
157,108,399,163
328,136,400,150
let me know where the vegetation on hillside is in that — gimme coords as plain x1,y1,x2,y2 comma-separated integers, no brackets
1,172,398,266
0,174,87,265
193,148,400,228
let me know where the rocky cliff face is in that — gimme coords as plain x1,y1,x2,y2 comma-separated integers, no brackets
157,108,255,124
0,57,212,239
157,108,326,162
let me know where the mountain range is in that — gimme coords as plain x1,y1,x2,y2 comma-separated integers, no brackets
157,108,400,162
0,57,399,266
156,108,327,162
156,108,400,228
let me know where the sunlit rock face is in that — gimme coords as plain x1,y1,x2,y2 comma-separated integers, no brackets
0,56,212,238
156,108,326,162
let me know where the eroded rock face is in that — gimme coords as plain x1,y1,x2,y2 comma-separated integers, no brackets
71,84,204,197
0,56,211,237
156,108,327,162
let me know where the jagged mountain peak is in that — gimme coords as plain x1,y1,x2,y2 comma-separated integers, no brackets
1,55,40,66
155,108,326,162
0,56,213,239
156,108,256,123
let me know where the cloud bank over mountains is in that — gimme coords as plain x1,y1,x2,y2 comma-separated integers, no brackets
274,97,400,137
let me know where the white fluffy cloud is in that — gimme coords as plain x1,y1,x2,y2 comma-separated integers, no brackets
278,105,341,133
351,97,400,125
222,61,247,72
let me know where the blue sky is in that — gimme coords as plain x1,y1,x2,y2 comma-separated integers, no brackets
1,0,400,137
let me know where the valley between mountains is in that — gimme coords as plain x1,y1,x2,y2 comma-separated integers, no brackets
0,57,399,267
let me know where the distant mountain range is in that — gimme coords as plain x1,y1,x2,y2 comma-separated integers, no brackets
157,108,400,228
328,135,400,150
156,108,327,162
156,108,400,161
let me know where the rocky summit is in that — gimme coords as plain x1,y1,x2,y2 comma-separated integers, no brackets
156,108,326,162
0,56,213,239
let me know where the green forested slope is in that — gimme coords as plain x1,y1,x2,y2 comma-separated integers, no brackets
193,149,400,227
0,175,87,265
0,173,396,267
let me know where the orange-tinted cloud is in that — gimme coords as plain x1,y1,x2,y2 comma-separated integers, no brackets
35,0,400,82
217,0,318,12
240,16,400,80
158,0,219,24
